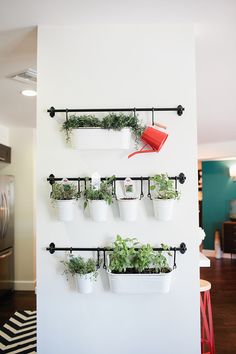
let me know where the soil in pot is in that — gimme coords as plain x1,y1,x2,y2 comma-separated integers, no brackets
111,267,171,274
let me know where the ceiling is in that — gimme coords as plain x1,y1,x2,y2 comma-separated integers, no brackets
0,0,235,144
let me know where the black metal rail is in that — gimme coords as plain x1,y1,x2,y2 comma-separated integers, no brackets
47,173,186,200
46,242,187,270
47,105,185,118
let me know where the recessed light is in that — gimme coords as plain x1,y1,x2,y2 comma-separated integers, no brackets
21,89,37,97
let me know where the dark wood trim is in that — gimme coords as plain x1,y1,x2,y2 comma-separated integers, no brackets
0,143,11,163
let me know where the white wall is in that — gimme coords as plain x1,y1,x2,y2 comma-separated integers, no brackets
198,140,236,160
0,124,9,145
1,127,35,290
37,25,200,354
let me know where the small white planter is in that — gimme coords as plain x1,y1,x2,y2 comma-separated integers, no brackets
118,198,139,222
72,128,131,150
89,200,108,222
107,270,172,294
55,200,75,222
153,198,175,221
76,273,95,294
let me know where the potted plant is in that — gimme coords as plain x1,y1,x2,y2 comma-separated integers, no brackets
150,173,180,221
117,179,139,222
62,256,98,294
61,113,144,150
83,177,114,222
50,180,79,221
107,235,172,294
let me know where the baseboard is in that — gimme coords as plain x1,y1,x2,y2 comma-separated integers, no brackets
14,280,36,291
203,249,236,259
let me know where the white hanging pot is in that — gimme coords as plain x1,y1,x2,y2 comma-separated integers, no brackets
107,270,172,294
118,198,139,222
55,200,75,222
72,128,131,150
153,198,175,221
76,273,95,294
89,200,108,222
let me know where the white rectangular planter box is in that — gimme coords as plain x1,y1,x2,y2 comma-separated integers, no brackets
72,128,131,150
107,270,172,294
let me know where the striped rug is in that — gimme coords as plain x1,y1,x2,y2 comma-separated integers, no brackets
0,310,36,353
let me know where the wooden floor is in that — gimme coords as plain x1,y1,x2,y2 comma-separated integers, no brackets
0,259,235,353
201,257,236,354
0,290,36,327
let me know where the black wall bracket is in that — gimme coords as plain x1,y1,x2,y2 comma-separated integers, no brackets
47,173,186,200
46,242,187,270
47,105,185,118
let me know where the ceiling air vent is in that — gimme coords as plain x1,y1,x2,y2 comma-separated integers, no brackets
9,68,37,84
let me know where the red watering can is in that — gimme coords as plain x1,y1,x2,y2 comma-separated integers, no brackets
128,123,168,158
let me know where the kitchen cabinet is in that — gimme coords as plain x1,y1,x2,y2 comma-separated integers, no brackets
222,221,236,254
0,143,11,163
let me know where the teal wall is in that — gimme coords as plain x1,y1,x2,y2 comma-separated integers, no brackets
202,160,236,249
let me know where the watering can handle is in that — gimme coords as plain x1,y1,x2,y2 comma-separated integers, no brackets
153,122,167,130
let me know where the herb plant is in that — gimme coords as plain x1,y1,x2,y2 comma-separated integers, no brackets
109,235,138,273
61,113,145,144
150,173,180,200
62,256,98,280
108,235,171,274
132,244,156,273
62,115,101,142
51,182,79,200
83,176,114,209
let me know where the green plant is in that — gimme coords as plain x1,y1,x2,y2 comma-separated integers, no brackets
153,244,172,273
109,235,138,273
62,256,98,280
109,235,171,274
51,182,79,200
61,113,145,145
150,173,180,200
125,185,133,193
62,115,101,142
101,113,145,144
83,176,114,209
132,244,156,273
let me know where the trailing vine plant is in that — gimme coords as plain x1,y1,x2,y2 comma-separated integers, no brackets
61,113,145,145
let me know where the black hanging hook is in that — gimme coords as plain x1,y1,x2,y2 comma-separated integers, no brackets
96,248,100,269
174,176,178,191
140,177,144,199
66,109,69,122
77,177,81,196
112,179,117,199
103,250,107,270
173,248,177,269
147,178,152,200
152,107,155,126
